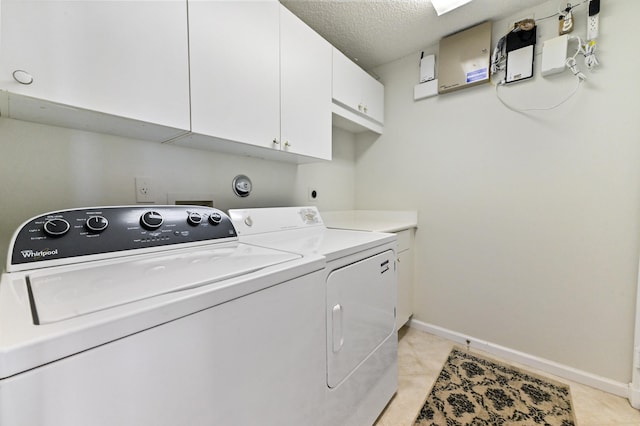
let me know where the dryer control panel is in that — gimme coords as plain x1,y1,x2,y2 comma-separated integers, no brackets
8,206,237,271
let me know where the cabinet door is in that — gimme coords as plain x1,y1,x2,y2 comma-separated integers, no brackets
396,229,414,327
332,48,363,114
189,0,280,150
280,6,332,160
0,0,190,131
397,249,414,327
332,47,384,125
362,72,385,124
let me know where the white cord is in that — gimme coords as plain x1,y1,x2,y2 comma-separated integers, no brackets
584,40,599,69
495,78,582,113
566,37,588,81
566,57,587,81
568,35,599,72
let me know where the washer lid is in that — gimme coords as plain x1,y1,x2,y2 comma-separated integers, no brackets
28,243,299,324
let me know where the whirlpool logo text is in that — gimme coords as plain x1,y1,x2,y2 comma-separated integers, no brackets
21,249,59,259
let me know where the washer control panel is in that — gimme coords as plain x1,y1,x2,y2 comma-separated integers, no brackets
9,206,237,270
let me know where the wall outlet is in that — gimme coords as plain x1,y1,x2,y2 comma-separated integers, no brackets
307,187,318,202
135,176,154,203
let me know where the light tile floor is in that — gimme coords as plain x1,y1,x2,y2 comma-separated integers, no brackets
375,326,640,426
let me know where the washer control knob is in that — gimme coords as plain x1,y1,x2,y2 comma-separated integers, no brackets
187,211,203,226
43,218,71,237
85,216,109,233
208,212,222,225
140,211,164,230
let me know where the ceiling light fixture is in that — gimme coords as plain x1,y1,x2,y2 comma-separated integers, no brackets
430,0,474,16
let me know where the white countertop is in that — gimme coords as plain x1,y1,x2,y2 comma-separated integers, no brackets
320,210,418,233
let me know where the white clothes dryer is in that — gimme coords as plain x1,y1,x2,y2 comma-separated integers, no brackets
0,206,328,426
229,206,398,426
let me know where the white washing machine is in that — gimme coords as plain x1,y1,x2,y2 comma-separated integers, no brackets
0,206,328,426
229,206,398,426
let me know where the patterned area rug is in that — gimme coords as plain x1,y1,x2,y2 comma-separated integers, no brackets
414,347,577,426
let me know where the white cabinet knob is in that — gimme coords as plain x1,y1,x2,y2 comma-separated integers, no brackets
272,138,280,145
12,70,33,85
284,141,291,148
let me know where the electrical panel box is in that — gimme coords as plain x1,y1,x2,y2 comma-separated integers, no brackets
437,21,492,94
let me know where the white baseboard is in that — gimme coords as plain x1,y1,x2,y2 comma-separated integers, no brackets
409,319,630,399
630,385,640,409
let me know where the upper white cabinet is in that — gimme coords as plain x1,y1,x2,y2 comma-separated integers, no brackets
332,48,384,134
187,0,281,152
0,0,332,161
178,0,331,162
280,6,332,161
0,0,190,142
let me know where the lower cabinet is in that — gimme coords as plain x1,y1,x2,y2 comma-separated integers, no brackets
396,229,415,327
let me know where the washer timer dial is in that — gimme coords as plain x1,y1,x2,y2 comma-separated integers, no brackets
43,218,71,237
85,216,109,233
140,211,164,230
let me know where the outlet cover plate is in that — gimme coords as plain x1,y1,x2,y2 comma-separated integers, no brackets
135,176,154,203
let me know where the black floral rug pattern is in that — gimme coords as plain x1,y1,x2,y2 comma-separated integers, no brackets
414,348,577,426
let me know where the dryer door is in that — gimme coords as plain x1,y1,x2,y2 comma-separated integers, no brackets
326,249,396,388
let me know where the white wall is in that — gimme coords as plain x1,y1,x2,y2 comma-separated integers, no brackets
0,117,356,262
356,0,640,384
296,126,357,210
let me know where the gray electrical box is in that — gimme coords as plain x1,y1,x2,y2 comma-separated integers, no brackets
438,21,492,94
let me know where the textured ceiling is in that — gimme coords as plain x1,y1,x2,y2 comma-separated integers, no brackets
280,0,551,71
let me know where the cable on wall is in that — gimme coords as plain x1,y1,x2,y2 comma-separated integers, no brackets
535,0,589,23
583,40,599,69
495,78,582,113
492,1,599,113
